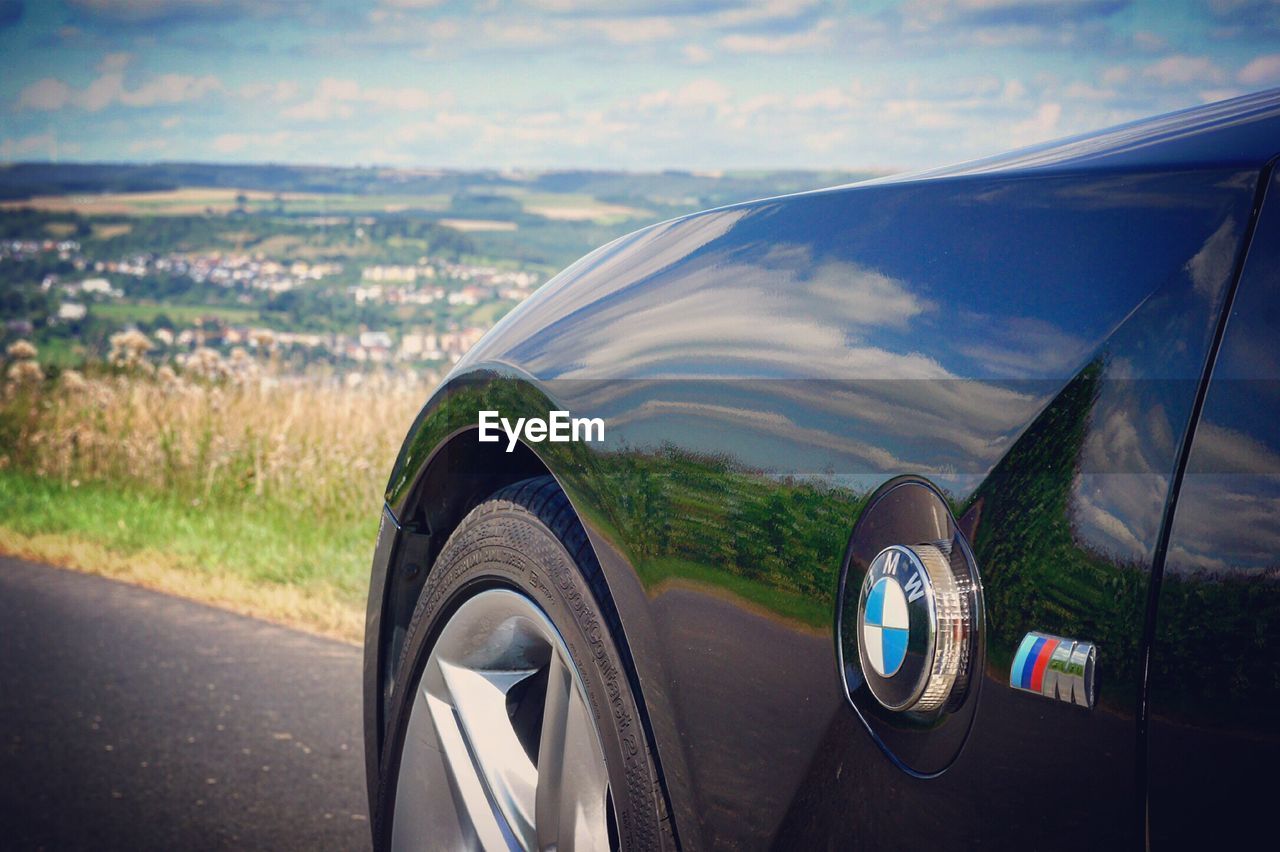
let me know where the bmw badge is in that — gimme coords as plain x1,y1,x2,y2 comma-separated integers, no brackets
856,544,970,712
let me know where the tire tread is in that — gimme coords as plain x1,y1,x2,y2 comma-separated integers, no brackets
375,475,675,851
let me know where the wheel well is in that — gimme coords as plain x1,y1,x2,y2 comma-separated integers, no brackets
381,427,550,694
398,426,550,545
377,428,681,848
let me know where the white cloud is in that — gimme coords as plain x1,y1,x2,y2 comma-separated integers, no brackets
1186,216,1238,303
1200,87,1244,103
98,52,133,73
884,98,963,130
803,261,934,329
707,0,825,27
1,132,57,160
392,111,479,143
1133,30,1167,51
481,19,559,46
634,78,731,111
66,0,253,24
17,79,72,111
1002,78,1028,101
585,17,676,44
1009,102,1062,145
682,44,712,64
1101,64,1132,86
1062,81,1115,101
118,73,223,107
718,19,834,54
793,86,857,111
17,54,221,113
803,128,847,153
282,78,447,121
1238,54,1280,86
211,130,293,154
1142,54,1227,86
240,80,300,103
128,138,170,155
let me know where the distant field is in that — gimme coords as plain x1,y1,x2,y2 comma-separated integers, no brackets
437,217,518,232
523,193,648,223
1,185,646,225
2,188,320,216
0,187,457,217
91,222,133,240
92,301,259,325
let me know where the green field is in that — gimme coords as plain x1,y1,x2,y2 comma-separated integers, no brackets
0,469,372,641
91,301,260,325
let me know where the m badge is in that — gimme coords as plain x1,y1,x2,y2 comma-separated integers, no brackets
1010,632,1097,709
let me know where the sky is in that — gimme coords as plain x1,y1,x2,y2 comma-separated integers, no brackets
1,0,1278,172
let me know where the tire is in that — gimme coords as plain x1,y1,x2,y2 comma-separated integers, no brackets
373,476,671,851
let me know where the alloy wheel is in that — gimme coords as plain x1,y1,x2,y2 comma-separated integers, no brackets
391,588,615,851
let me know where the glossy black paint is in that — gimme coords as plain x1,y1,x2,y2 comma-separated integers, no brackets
368,91,1280,849
1149,168,1280,847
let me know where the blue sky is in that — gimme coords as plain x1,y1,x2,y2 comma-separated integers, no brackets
1,0,1278,171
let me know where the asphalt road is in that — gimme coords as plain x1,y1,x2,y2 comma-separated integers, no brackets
0,556,372,851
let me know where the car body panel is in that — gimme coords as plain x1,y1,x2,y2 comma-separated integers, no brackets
372,91,1280,849
1149,167,1280,847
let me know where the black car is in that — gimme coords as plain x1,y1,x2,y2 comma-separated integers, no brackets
364,90,1280,850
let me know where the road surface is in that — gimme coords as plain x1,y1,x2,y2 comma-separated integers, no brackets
0,556,371,851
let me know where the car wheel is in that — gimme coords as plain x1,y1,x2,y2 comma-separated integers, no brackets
374,476,670,851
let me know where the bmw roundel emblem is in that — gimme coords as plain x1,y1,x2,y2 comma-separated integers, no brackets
863,576,910,677
856,544,970,713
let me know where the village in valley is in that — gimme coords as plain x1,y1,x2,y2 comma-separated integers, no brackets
6,236,531,369
0,163,873,382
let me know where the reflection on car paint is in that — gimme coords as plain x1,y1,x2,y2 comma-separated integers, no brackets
381,94,1280,849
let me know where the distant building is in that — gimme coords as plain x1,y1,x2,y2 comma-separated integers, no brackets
291,262,340,279
57,302,87,321
67,277,121,298
400,333,425,358
362,265,418,283
351,285,383,304
359,331,393,350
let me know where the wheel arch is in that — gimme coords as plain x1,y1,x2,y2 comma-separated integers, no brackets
365,367,689,849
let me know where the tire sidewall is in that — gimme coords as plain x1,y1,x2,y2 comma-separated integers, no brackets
375,498,659,851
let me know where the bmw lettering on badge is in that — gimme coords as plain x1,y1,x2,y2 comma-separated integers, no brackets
856,544,969,713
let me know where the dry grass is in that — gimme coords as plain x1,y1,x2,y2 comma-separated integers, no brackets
0,344,432,638
9,368,422,523
0,528,364,643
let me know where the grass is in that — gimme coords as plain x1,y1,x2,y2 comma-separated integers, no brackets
92,301,260,325
0,470,372,642
0,355,425,641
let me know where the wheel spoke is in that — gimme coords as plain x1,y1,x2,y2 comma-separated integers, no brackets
392,589,615,852
535,652,572,851
391,686,473,852
433,659,540,848
557,689,612,852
